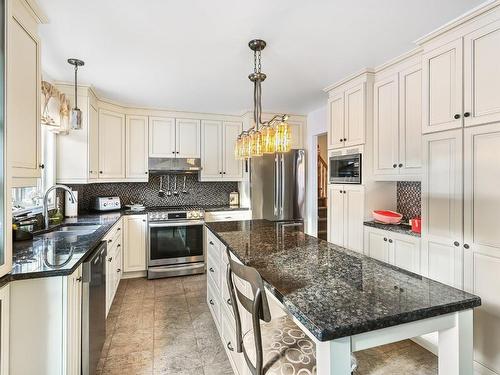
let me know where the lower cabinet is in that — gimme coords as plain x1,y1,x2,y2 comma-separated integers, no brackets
123,215,148,273
9,266,83,375
105,219,123,316
328,184,364,253
0,284,10,375
364,226,421,274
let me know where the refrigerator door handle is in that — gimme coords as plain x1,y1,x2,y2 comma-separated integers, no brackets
274,155,279,216
280,155,285,216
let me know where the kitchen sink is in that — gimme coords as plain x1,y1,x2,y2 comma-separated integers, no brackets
44,224,101,237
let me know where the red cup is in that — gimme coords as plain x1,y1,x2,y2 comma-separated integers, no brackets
410,217,422,233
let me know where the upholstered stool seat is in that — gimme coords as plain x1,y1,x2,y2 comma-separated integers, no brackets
243,315,317,374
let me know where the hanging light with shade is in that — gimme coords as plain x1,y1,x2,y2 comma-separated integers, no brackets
67,58,85,130
234,39,291,159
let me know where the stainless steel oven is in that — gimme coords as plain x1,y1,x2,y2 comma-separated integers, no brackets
147,208,205,279
329,153,362,184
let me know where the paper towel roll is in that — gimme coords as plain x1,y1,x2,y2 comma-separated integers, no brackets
65,190,78,217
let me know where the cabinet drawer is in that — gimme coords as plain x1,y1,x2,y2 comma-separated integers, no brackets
205,210,252,222
221,309,243,375
207,283,221,331
206,231,221,259
207,251,221,291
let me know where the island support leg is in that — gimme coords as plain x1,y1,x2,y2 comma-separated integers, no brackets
438,309,473,375
316,336,352,375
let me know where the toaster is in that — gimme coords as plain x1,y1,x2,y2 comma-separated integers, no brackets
92,196,122,211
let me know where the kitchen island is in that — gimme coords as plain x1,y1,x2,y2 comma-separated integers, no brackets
205,219,481,375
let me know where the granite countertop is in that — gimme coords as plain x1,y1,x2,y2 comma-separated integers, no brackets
205,220,480,342
364,221,421,237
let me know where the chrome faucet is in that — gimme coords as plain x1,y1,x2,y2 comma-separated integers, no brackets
43,184,76,229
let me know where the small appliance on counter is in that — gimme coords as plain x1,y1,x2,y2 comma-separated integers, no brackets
372,210,403,224
92,197,121,212
65,190,78,217
229,191,239,207
409,217,422,233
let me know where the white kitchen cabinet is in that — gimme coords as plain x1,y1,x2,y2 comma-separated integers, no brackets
66,265,82,375
463,20,500,127
201,120,223,179
223,121,243,179
373,64,422,180
421,129,463,288
98,109,126,179
126,115,149,181
373,75,399,176
287,120,303,149
7,0,42,181
463,123,500,374
364,226,421,274
88,103,99,180
176,119,201,158
149,116,176,157
104,219,123,316
422,39,463,134
123,215,147,273
328,184,364,253
327,82,366,149
0,284,10,375
200,121,243,181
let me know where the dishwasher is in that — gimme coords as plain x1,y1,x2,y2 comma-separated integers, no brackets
82,241,107,375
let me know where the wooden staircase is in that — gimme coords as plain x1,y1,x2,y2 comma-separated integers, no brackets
318,151,328,241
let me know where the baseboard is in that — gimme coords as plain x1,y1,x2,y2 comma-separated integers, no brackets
121,271,147,279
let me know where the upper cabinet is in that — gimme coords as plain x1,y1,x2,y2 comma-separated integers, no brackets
373,57,422,180
148,117,200,158
149,117,175,157
98,109,126,179
200,120,243,181
421,17,500,133
7,0,43,182
326,73,372,150
126,115,149,181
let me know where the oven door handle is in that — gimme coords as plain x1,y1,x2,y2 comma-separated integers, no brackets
148,220,205,228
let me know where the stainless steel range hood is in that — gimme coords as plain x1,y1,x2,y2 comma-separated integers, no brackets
148,157,202,174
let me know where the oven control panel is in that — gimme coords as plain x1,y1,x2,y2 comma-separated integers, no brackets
148,209,205,222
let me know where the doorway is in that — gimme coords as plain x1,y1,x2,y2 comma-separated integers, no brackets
317,133,328,240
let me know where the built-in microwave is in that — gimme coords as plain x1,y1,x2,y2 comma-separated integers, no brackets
329,153,362,184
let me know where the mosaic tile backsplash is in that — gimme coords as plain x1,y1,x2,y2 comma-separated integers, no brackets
67,175,238,212
396,181,421,221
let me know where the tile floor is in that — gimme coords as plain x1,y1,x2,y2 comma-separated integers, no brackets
98,274,438,375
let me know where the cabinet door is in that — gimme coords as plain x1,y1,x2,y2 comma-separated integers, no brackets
176,119,201,158
201,120,223,180
399,65,422,176
364,227,389,263
373,75,399,176
328,93,345,149
344,83,365,147
123,216,147,272
66,266,82,375
8,13,41,179
105,246,114,317
391,233,420,274
343,185,365,253
421,129,463,287
149,117,175,157
288,121,303,149
126,115,149,180
98,109,126,179
0,284,10,375
115,246,123,294
422,39,463,134
327,185,344,246
463,124,500,374
223,121,243,180
88,103,99,180
463,20,500,127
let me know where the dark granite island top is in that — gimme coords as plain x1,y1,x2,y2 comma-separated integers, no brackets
205,219,481,342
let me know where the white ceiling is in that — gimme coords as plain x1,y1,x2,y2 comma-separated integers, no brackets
39,0,484,115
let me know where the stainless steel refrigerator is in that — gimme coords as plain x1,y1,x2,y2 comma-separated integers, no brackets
250,149,305,221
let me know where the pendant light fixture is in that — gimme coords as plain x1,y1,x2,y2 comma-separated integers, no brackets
235,40,291,160
67,58,85,130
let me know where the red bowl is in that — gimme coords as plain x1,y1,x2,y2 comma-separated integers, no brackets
372,210,403,224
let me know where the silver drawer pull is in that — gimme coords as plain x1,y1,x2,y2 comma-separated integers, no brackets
209,267,215,273
227,299,232,306
209,241,214,245
227,342,234,351
209,299,214,306
108,257,113,262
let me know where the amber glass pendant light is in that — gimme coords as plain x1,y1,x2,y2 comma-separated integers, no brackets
233,39,291,159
